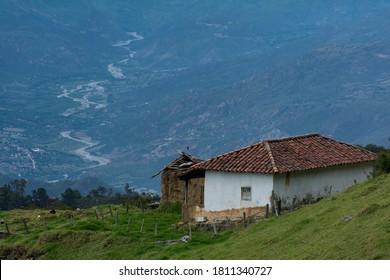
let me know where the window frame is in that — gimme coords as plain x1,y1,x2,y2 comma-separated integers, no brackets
241,186,252,201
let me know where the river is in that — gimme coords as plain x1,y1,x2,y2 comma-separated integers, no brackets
60,131,110,167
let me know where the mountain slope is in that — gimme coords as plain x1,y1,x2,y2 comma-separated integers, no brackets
97,10,390,184
0,1,390,191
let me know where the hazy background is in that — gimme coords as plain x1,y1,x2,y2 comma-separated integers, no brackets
1,0,389,194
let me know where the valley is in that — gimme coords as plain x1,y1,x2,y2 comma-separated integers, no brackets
0,1,389,194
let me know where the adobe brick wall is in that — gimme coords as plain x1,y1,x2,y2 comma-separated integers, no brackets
161,170,186,203
187,178,205,206
161,171,205,206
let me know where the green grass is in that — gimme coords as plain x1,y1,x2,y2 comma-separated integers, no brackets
0,205,232,260
171,174,390,260
1,174,390,259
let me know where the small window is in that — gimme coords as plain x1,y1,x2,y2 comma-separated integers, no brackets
241,187,252,201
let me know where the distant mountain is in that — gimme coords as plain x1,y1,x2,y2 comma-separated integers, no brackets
1,1,389,192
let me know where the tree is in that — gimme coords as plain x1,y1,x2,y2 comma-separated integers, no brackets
61,188,82,208
10,179,27,193
0,184,12,210
357,143,390,176
88,186,108,199
376,150,390,174
107,187,113,197
124,183,140,200
0,179,28,210
358,144,386,154
11,179,27,208
32,187,49,208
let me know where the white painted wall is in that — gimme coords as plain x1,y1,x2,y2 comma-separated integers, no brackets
273,162,374,206
204,170,274,211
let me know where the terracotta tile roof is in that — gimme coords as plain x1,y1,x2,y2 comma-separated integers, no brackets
187,134,376,174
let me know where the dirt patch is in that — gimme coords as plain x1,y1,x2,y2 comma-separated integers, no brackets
38,231,73,244
359,184,381,196
357,203,382,217
0,245,46,260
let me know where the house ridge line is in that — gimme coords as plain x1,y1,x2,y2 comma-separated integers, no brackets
265,132,320,142
193,133,323,167
264,141,278,173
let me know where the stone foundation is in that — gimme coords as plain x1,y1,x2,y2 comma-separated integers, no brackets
183,204,267,222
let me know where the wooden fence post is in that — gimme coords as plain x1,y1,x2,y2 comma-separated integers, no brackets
126,203,129,214
226,217,231,230
328,186,333,197
212,220,217,236
98,206,105,221
243,212,247,227
71,216,76,227
5,222,10,234
23,219,29,234
273,199,279,216
266,204,269,218
188,224,192,240
93,209,99,220
277,199,282,215
140,218,145,233
126,217,131,231
154,222,158,237
109,205,113,217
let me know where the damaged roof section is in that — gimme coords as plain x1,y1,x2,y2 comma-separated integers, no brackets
151,152,202,178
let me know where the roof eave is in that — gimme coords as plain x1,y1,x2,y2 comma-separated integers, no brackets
178,168,206,180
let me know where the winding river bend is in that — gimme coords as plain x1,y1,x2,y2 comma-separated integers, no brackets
57,81,108,117
60,131,110,167
56,32,144,171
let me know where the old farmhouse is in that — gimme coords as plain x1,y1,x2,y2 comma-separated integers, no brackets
179,134,376,222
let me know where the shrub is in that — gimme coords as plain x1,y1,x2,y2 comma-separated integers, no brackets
375,150,390,175
157,202,182,214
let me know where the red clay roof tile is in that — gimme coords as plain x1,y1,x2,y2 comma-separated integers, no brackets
188,134,376,174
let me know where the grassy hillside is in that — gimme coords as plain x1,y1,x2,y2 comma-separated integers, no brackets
173,174,390,260
0,204,233,260
0,174,389,260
